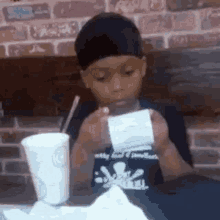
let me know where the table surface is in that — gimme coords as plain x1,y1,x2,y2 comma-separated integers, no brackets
0,174,220,220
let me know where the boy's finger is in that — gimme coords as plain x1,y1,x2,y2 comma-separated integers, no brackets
100,115,111,123
87,107,102,122
95,107,109,118
72,145,88,169
87,107,109,124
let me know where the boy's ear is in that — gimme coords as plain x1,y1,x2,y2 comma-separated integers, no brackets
141,56,147,77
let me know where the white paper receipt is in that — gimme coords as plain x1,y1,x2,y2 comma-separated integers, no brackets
107,109,154,152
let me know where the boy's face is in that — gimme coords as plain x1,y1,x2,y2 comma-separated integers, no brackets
80,55,147,108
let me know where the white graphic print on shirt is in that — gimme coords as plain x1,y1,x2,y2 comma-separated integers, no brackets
94,162,148,190
93,149,158,191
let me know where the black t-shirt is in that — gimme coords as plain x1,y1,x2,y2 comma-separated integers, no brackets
61,98,193,195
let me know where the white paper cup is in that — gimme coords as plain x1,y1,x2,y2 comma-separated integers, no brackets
21,133,70,205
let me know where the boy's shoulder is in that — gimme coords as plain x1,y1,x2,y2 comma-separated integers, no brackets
139,98,180,113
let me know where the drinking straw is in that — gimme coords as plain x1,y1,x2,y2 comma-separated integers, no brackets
61,95,80,133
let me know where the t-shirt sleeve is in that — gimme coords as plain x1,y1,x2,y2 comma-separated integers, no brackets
163,105,193,167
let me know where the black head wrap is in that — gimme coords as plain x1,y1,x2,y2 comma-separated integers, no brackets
75,12,144,71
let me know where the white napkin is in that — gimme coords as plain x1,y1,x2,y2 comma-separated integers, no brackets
86,185,149,220
108,109,154,152
3,201,61,220
3,209,31,220
3,186,149,220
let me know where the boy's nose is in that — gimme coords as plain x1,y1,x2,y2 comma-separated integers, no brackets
112,73,123,91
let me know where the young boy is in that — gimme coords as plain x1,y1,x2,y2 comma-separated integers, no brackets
64,12,194,196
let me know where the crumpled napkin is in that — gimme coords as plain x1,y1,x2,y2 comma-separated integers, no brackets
86,185,149,220
3,201,62,220
3,185,149,220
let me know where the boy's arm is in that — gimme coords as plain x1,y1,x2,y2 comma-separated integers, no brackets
70,141,95,196
150,108,194,182
164,105,193,167
157,139,195,182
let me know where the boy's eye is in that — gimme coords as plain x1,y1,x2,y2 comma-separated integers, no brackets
94,70,134,82
97,71,105,77
97,77,106,82
93,71,107,81
125,70,134,75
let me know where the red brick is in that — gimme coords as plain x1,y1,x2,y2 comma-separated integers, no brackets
169,32,220,49
57,41,76,56
33,104,58,116
168,34,203,49
0,132,16,144
3,3,50,22
0,146,20,159
112,0,147,13
166,0,179,11
16,116,62,129
184,115,220,130
0,26,27,44
0,131,35,144
53,0,105,19
199,0,220,8
172,11,196,31
201,8,220,30
167,0,204,11
8,43,54,58
139,14,172,34
0,10,5,23
201,32,220,47
0,118,14,129
5,161,30,174
149,0,165,11
191,149,219,164
194,167,220,179
194,133,220,147
143,37,165,51
112,0,164,13
30,21,79,40
0,46,5,58
0,175,26,186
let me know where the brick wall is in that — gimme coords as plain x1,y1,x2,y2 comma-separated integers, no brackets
184,115,220,180
0,0,219,186
1,0,220,58
0,116,63,188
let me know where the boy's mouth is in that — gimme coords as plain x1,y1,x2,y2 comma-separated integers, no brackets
107,99,139,116
114,100,128,106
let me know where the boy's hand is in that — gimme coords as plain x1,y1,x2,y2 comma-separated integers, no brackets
149,109,170,156
76,107,112,154
77,107,170,155
71,107,111,179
